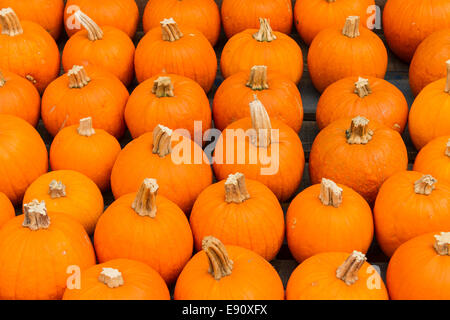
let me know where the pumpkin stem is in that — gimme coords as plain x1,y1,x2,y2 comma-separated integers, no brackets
48,180,66,198
131,178,159,218
445,139,450,157
445,60,450,94
74,10,103,41
246,66,269,91
22,200,50,231
77,117,96,137
319,178,343,208
161,18,183,41
0,8,23,36
354,77,372,98
434,232,450,256
336,250,367,285
249,95,272,148
342,16,360,38
152,76,174,97
346,116,373,145
68,65,91,89
202,236,234,280
225,173,250,204
253,18,277,42
152,124,173,157
98,268,124,288
414,174,437,195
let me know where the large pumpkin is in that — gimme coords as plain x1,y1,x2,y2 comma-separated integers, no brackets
0,192,14,228
414,136,450,185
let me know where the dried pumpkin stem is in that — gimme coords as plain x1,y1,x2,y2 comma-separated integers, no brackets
246,66,269,91
336,250,367,285
445,60,450,93
98,268,124,288
152,76,174,97
354,77,372,98
319,178,343,208
225,173,251,204
249,95,272,147
161,18,183,41
68,65,91,89
346,116,373,144
48,180,66,198
23,200,50,231
202,236,234,280
434,232,450,256
152,125,173,157
131,178,159,218
327,0,336,2
414,174,437,195
74,10,103,41
77,117,96,137
0,8,23,36
253,18,277,42
445,139,450,157
342,16,360,38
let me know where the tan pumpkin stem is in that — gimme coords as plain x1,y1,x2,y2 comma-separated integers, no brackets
0,8,23,36
152,76,174,97
152,124,173,157
246,66,269,91
132,178,158,217
445,139,450,157
346,116,373,144
23,200,50,231
202,236,234,280
74,10,103,41
249,95,272,147
98,268,124,288
414,174,437,195
434,232,450,256
319,178,343,208
445,60,450,93
354,77,372,98
253,18,277,42
327,0,336,2
342,16,360,38
0,70,5,87
48,180,66,198
77,117,96,137
225,173,250,204
161,18,183,41
68,65,91,89
336,250,367,285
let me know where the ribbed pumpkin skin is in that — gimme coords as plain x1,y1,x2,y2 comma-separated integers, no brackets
0,212,96,300
413,136,450,185
316,76,408,133
221,0,293,38
0,193,15,229
0,115,48,206
383,0,450,63
174,245,285,300
94,192,193,284
286,252,389,300
409,29,450,96
63,259,170,300
387,232,450,300
213,70,303,132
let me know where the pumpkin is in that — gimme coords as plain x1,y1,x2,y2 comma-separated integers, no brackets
125,74,212,140
64,0,138,38
0,115,48,205
221,0,293,38
221,18,303,84
286,251,388,300
63,259,170,300
374,172,450,257
387,232,450,300
135,18,217,93
287,178,373,263
111,125,212,214
316,76,408,133
0,200,96,300
174,236,284,300
143,0,220,46
414,136,450,185
383,0,450,63
0,70,40,127
50,117,121,192
41,65,129,139
213,96,305,202
190,173,284,261
0,8,60,93
62,10,135,86
22,169,104,235
409,29,450,96
294,0,375,45
0,192,14,228
308,16,387,93
94,178,193,284
408,60,450,150
213,65,303,132
309,116,408,204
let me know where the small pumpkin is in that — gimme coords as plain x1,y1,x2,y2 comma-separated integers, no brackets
308,16,387,93
135,18,217,93
0,200,96,300
0,8,60,93
174,236,285,300
213,65,303,132
387,232,450,300
414,136,450,185
286,251,388,300
94,178,194,284
41,65,129,139
316,76,408,132
190,173,285,261
221,18,303,84
0,192,14,228
309,116,408,204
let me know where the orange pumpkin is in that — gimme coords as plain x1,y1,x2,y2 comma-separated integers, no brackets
190,173,284,261
414,136,450,185
0,8,60,93
213,97,305,202
111,125,212,214
387,232,450,300
308,16,387,93
383,0,450,63
0,200,96,300
0,115,48,205
409,29,450,96
41,65,129,139
143,0,220,46
64,0,139,38
50,117,121,192
309,116,408,204
0,192,14,228
316,76,408,132
0,70,40,127
174,236,285,300
221,18,303,84
135,18,217,93
287,178,373,262
286,251,388,300
94,178,194,284
213,65,303,132
63,259,170,300
125,74,211,140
